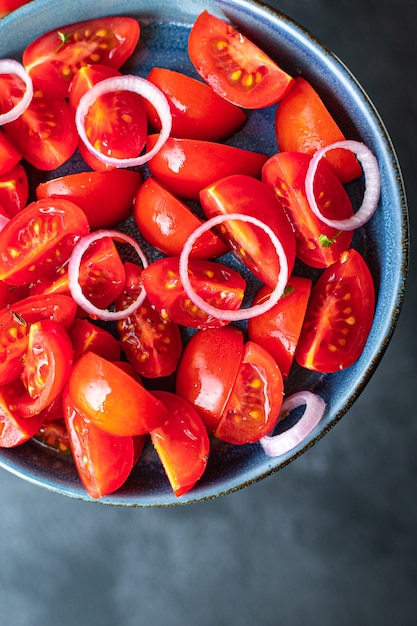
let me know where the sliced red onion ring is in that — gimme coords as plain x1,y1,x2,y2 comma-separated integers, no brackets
178,213,289,322
0,59,33,125
75,74,172,168
260,390,326,457
67,229,148,321
305,140,381,230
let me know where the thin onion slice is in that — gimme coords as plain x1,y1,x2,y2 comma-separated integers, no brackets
75,75,172,168
178,213,289,322
67,229,148,321
260,390,326,457
0,59,33,125
305,140,381,230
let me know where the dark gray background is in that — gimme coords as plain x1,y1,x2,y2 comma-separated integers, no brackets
1,1,416,624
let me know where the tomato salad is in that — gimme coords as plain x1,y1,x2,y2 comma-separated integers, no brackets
0,11,380,499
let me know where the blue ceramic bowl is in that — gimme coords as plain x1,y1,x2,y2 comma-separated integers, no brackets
0,0,408,506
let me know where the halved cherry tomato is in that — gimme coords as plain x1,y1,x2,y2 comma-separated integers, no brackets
188,10,294,109
36,169,141,230
0,391,44,448
176,325,244,433
0,198,89,286
2,80,78,170
63,388,135,499
30,236,125,312
151,390,210,497
68,64,121,111
295,249,375,372
146,67,247,140
0,130,21,176
248,276,312,379
114,262,182,379
0,293,77,386
214,340,284,444
200,174,296,287
134,177,228,259
9,319,73,418
68,351,167,437
0,163,29,218
23,16,140,98
0,0,32,17
146,134,268,200
32,419,71,456
275,77,362,184
140,256,246,329
262,152,354,268
69,318,121,363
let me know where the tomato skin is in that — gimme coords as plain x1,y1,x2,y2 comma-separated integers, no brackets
262,152,354,268
0,391,44,448
188,10,294,109
3,88,78,171
134,177,228,259
114,262,182,379
295,249,375,372
275,77,362,184
140,256,246,329
23,16,140,98
200,174,296,288
68,352,167,437
146,67,247,140
0,0,32,17
151,391,210,497
214,341,284,445
176,326,244,433
68,64,121,111
0,130,21,176
63,388,135,499
11,319,73,418
146,134,268,200
0,293,77,386
248,276,312,379
36,170,141,230
0,198,90,286
69,318,121,363
0,163,29,218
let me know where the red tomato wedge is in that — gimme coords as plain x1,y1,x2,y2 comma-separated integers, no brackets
248,276,312,379
214,341,284,445
140,256,246,329
176,326,244,433
0,163,29,218
68,352,167,437
68,64,121,111
114,262,182,379
188,10,294,108
0,129,21,176
63,388,135,499
36,169,142,230
0,0,32,17
275,77,362,184
22,16,140,98
134,177,228,259
146,67,247,140
146,134,268,200
69,318,121,363
295,249,375,372
0,391,44,448
10,319,73,418
200,174,296,287
30,236,125,312
1,76,78,170
0,293,77,386
262,152,354,268
151,391,210,497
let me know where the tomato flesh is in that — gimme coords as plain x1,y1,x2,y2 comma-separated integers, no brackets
23,16,140,98
69,318,121,363
295,249,375,372
0,391,44,448
0,163,29,218
188,10,294,109
151,391,210,497
0,129,21,176
68,352,167,437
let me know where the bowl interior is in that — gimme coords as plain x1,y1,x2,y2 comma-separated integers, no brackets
0,0,408,506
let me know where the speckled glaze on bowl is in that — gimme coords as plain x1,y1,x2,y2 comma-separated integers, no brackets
0,0,408,506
